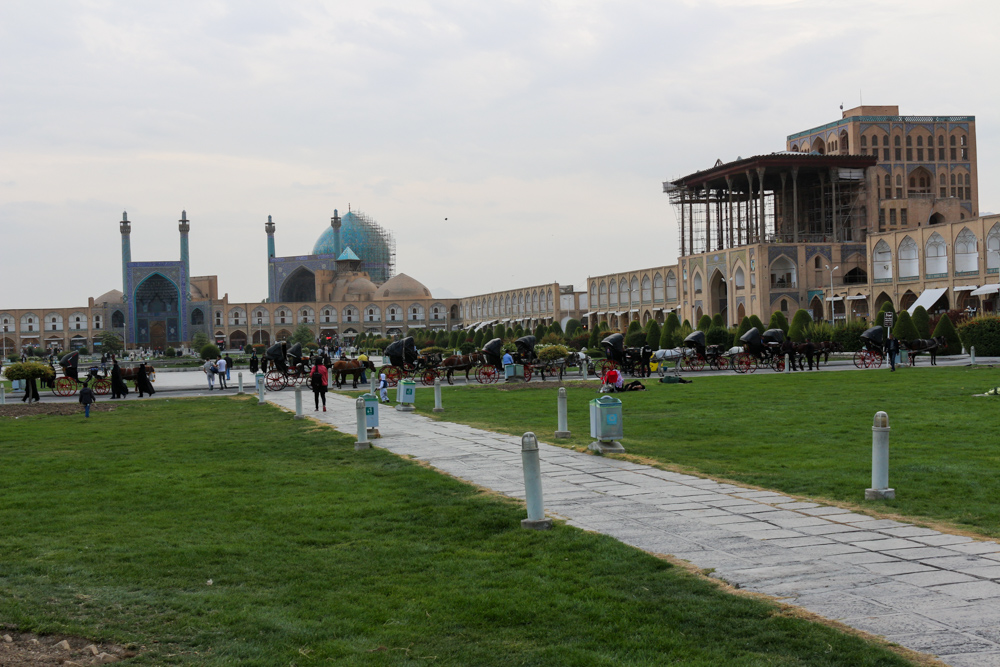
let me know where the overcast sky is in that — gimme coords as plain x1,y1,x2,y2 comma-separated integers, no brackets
2,0,997,310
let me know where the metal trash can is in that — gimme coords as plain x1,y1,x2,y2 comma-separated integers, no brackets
396,379,416,405
504,363,524,380
363,392,379,428
589,395,623,440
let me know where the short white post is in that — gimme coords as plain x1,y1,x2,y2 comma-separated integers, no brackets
866,411,895,500
294,385,303,419
555,387,571,438
520,432,552,530
354,397,371,450
971,345,976,365
581,357,588,381
370,376,377,396
433,377,444,413
237,372,244,394
257,373,266,405
784,354,791,373
0,385,5,405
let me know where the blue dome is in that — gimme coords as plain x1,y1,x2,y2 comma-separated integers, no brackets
312,211,393,283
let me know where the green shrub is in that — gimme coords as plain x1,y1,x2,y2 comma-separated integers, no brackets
164,347,175,358
473,330,485,347
536,344,570,361
875,301,896,328
711,313,724,328
494,325,506,341
892,310,920,342
911,306,931,338
933,314,962,355
706,326,731,347
659,324,673,349
448,331,460,348
567,332,590,351
697,315,712,332
803,321,834,342
664,312,680,334
534,325,547,340
626,332,648,347
459,342,476,354
598,321,609,332
588,327,601,349
626,320,642,336
788,309,812,343
676,323,694,348
831,321,869,352
3,361,55,381
733,317,753,347
564,319,581,337
541,333,564,345
548,321,564,336
646,321,661,349
77,346,89,355
200,343,220,360
192,331,209,351
768,311,789,334
749,314,767,335
958,317,1000,356
420,346,447,356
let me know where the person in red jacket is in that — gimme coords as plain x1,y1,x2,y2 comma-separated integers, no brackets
310,358,328,412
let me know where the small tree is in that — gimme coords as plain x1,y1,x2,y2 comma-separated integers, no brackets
564,319,581,337
748,314,766,335
588,326,601,349
768,311,789,335
788,309,812,343
682,319,691,329
3,361,55,382
192,331,209,352
494,324,506,341
534,324,547,340
625,331,648,347
911,306,931,338
646,320,661,349
892,310,920,342
97,331,124,355
958,316,1000,356
290,324,315,347
664,312,680,334
733,316,753,347
473,330,485,347
711,313,725,328
200,343,220,360
505,326,515,340
626,320,642,336
706,325,731,347
164,347,175,358
548,321,563,337
933,313,962,355
659,323,673,349
448,331,460,348
697,315,712,332
598,321,609,332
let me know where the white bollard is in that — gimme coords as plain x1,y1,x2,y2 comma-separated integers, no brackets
433,377,444,413
0,385,5,405
971,346,976,365
520,432,552,530
555,387,571,438
257,374,266,405
370,376,377,396
294,385,303,419
581,357,588,381
865,411,895,500
784,354,791,373
354,397,371,450
238,372,244,395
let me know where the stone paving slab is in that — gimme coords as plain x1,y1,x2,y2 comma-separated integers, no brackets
264,389,1000,666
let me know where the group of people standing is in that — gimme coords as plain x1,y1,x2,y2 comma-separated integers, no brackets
203,354,234,390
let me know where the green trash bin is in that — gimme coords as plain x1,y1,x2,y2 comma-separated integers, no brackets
363,393,379,428
396,379,416,405
504,363,524,380
589,395,623,445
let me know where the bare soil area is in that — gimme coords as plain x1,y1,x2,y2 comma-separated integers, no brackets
0,404,117,419
0,628,136,666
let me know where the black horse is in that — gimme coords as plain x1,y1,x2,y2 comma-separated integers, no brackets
902,336,948,366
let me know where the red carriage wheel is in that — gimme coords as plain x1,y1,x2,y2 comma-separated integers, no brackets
870,352,884,369
523,365,533,382
387,366,404,387
596,359,616,376
93,378,112,395
686,355,706,372
732,353,749,374
265,371,285,391
476,366,497,384
853,351,866,369
771,355,785,372
711,356,729,372
54,377,77,396
421,369,438,386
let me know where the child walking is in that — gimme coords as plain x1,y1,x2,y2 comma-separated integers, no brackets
79,385,96,418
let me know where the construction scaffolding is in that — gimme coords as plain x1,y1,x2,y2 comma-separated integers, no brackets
341,208,396,284
664,154,876,256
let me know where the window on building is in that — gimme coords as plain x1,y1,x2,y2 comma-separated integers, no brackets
895,148,902,161
951,174,956,185
906,136,912,147
906,148,913,161
961,135,967,146
860,135,867,148
962,147,968,160
889,209,897,226
884,174,891,188
894,135,901,146
917,148,924,161
951,147,957,160
938,135,944,146
916,136,923,147
879,208,886,227
950,135,956,146
883,148,890,161
901,209,907,226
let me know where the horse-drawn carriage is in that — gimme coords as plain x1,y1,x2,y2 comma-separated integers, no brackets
680,331,728,372
50,350,111,396
855,326,885,368
378,336,420,387
264,342,312,390
597,333,653,377
731,328,787,373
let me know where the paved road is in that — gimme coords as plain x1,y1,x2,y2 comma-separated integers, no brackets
261,387,1000,667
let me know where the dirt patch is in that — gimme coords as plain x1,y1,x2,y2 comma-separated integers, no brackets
0,628,137,665
494,380,593,392
0,403,117,419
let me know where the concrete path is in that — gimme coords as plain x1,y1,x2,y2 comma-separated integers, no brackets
243,389,1000,664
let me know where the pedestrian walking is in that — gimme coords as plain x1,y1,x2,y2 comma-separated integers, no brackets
886,334,900,372
79,385,96,418
204,358,216,390
224,353,233,381
310,358,328,412
21,376,40,403
135,363,155,397
110,359,129,399
358,351,369,384
249,351,259,374
216,356,228,389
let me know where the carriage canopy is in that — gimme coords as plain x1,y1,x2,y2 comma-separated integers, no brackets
385,336,419,363
739,327,761,345
514,336,536,355
482,337,504,356
60,350,79,372
265,341,286,361
682,330,706,348
762,329,785,344
601,333,625,362
861,326,884,347
286,342,303,364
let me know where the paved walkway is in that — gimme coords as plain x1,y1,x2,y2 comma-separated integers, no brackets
267,388,1000,666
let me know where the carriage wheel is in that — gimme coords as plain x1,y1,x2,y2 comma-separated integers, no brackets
853,351,866,369
523,365,533,382
732,353,750,374
387,366,404,387
265,371,285,391
476,366,497,384
771,355,785,372
685,355,706,372
420,369,438,386
54,377,77,396
596,359,616,376
93,378,112,396
711,356,729,372
870,352,884,369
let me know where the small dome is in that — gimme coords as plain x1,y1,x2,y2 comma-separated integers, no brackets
375,273,431,299
92,289,124,304
346,277,377,296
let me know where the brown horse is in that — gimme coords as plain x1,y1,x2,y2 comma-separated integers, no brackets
902,336,947,366
815,340,844,364
332,359,376,388
781,340,819,371
440,352,485,385
119,366,156,383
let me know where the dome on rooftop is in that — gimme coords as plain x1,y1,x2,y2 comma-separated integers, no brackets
312,210,394,283
374,273,431,299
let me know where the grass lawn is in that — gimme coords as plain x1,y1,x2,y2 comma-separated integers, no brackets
0,398,917,665
401,365,1000,539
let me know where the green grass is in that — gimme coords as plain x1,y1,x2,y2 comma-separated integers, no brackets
405,366,1000,538
0,398,915,665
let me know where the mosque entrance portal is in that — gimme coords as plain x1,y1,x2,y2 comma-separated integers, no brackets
280,267,317,302
150,321,167,351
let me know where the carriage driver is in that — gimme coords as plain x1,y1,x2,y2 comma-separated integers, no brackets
357,351,369,384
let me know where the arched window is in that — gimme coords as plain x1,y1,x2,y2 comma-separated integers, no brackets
609,280,618,306
387,306,400,322
894,135,901,146
906,135,912,147
814,256,821,269
961,135,968,146
693,273,703,293
916,136,923,147
884,174,891,188
896,174,902,186
873,241,893,281
770,257,796,288
734,266,745,288
898,237,919,279
343,306,358,322
665,272,677,301
987,223,1000,271
112,311,125,328
938,135,944,146
408,304,424,321
641,276,651,301
780,299,788,312
950,135,956,146
955,228,978,273
925,233,947,275
860,135,867,147
630,277,640,304
653,273,664,301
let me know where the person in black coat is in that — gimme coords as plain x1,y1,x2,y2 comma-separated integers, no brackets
110,360,129,399
135,363,155,397
886,334,900,372
249,352,258,374
22,376,40,403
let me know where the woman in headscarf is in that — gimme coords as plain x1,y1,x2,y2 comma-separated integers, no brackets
110,359,129,399
249,351,259,374
309,357,328,412
135,363,155,398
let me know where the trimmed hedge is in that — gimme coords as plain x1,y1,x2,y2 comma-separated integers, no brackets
958,316,1000,356
892,310,920,342
697,315,712,332
933,314,962,355
788,309,812,343
706,326,731,347
830,321,869,352
911,306,931,339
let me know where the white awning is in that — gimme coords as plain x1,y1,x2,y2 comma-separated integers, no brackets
825,296,844,302
953,285,978,292
583,312,596,317
406,324,425,328
971,284,1000,296
845,295,868,301
906,287,949,315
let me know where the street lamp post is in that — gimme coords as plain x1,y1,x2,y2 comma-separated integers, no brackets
825,264,839,324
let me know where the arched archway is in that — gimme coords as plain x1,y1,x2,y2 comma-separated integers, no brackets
737,302,746,322
229,330,247,349
279,267,316,302
134,273,180,349
900,290,918,311
709,270,728,323
810,296,824,321
928,212,946,225
252,330,270,345
874,292,893,313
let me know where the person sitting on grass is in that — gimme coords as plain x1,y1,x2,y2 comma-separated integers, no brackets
600,368,646,392
79,384,96,418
